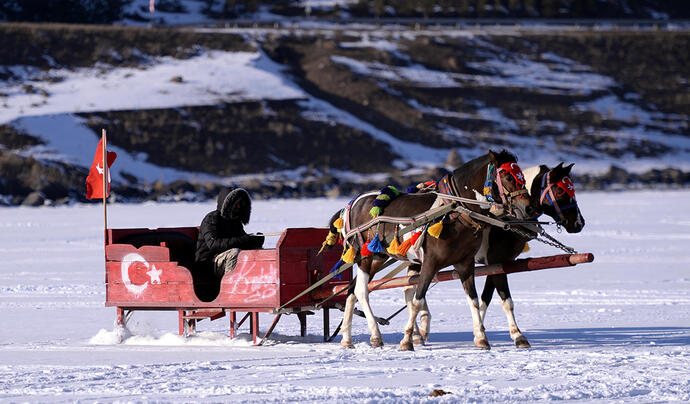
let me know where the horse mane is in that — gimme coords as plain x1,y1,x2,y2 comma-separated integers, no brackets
452,153,490,184
451,149,518,184
493,149,519,166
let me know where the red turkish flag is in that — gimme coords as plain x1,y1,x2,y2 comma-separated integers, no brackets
85,138,117,199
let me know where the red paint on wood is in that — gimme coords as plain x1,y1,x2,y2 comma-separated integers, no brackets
105,227,351,310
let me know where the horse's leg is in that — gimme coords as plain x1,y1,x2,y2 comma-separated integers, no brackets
403,264,430,345
454,258,490,350
479,275,496,322
493,274,530,348
340,292,357,348
401,260,436,351
352,257,384,347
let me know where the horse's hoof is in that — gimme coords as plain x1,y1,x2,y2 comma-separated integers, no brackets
412,335,424,345
515,336,531,349
370,337,384,348
400,341,414,351
341,340,354,349
474,338,491,350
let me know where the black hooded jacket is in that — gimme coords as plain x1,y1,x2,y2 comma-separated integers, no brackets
194,187,264,271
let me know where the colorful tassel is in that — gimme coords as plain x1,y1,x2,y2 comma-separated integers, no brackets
342,245,356,264
329,259,344,280
381,185,400,198
361,242,373,257
427,221,443,238
333,217,344,229
397,232,421,256
318,230,340,255
367,235,384,253
386,237,400,255
406,185,418,194
370,206,382,217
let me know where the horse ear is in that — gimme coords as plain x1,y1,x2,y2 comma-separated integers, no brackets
564,163,574,174
488,150,497,164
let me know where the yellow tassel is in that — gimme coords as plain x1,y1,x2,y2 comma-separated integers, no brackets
427,221,443,238
325,231,338,246
342,245,356,264
318,231,339,255
521,242,530,253
333,217,344,229
386,237,399,255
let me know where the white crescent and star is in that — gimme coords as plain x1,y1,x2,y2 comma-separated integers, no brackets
121,253,163,295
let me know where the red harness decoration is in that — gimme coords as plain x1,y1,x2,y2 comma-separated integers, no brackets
556,177,576,198
498,162,526,187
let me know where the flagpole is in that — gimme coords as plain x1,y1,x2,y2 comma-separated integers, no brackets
102,129,108,244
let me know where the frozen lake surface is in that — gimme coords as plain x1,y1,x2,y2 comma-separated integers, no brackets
1,191,689,402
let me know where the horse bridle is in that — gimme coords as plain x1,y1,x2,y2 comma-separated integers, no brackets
494,162,529,216
539,170,578,224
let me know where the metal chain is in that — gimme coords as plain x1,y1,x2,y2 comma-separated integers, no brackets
507,224,577,254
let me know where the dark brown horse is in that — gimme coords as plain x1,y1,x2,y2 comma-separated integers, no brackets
333,150,534,351
476,162,585,348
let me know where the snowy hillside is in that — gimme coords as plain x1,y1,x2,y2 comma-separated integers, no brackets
1,192,689,401
1,23,689,205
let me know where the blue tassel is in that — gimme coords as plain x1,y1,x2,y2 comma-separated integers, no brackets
329,259,344,280
406,185,418,194
373,198,388,207
368,236,384,253
380,185,400,198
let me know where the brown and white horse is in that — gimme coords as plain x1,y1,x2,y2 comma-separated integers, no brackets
333,150,534,351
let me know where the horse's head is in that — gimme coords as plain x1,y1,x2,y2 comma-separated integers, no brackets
488,150,533,220
538,163,585,233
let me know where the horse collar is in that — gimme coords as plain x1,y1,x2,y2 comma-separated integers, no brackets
439,174,460,198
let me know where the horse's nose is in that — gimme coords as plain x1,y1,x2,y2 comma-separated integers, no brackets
525,205,535,217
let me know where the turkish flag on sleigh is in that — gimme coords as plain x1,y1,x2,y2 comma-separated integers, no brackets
85,137,117,199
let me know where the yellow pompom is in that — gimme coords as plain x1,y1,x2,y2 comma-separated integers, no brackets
342,245,356,264
427,221,443,238
318,231,339,255
521,242,530,253
386,237,399,255
333,217,344,229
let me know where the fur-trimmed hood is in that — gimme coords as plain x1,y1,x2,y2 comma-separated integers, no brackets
217,187,252,224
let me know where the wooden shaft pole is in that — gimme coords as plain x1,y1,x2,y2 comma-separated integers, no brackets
312,253,594,299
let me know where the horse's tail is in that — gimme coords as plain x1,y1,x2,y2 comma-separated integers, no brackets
318,209,344,255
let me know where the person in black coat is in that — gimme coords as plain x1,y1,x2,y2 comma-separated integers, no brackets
195,187,264,279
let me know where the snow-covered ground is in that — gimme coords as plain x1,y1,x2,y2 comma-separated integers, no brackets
1,191,689,402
